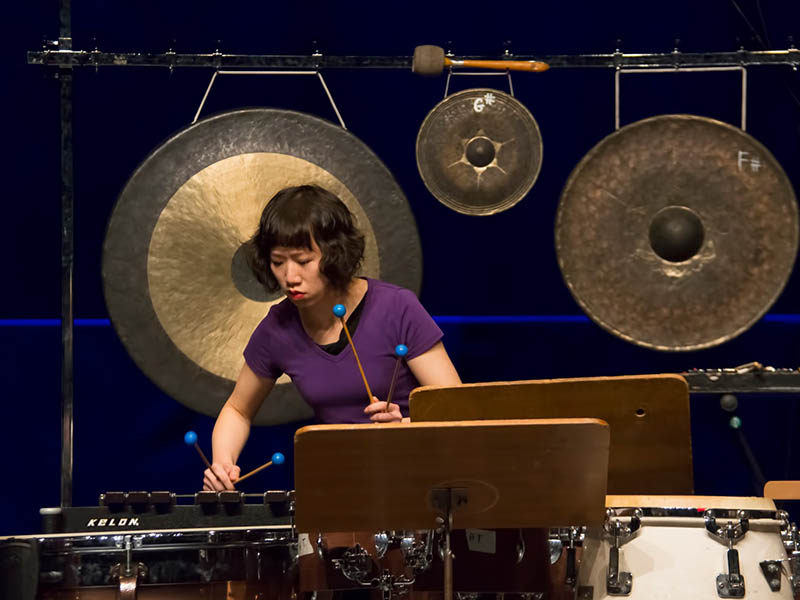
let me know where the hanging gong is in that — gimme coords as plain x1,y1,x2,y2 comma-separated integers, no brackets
556,114,798,351
416,88,543,215
103,108,422,425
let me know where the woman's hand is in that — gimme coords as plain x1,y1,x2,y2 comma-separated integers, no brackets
364,397,404,423
203,462,241,491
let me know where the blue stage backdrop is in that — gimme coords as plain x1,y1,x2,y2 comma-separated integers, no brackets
2,1,799,535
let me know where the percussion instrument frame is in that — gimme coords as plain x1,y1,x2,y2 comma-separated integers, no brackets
28,46,800,71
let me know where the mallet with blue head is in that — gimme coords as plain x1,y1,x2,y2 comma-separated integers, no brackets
385,344,408,412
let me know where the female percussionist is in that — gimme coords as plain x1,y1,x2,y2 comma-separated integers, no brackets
203,184,461,491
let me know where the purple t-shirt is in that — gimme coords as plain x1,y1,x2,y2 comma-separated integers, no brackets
244,278,443,424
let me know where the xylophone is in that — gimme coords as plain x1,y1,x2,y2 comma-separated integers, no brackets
0,491,295,600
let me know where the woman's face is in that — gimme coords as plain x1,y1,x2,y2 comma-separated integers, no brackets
269,238,328,305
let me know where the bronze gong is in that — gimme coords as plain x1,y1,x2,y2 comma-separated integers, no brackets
556,114,798,351
103,109,422,425
416,88,543,215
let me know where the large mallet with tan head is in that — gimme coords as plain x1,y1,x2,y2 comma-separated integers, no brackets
412,45,549,76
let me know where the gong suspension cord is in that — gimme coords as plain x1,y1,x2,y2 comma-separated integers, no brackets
192,70,347,129
614,66,748,131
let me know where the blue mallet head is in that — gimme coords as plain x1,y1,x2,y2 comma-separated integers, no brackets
271,452,286,465
395,344,408,357
332,304,347,318
184,431,198,445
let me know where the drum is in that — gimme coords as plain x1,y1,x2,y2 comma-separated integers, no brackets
580,496,797,600
11,525,297,599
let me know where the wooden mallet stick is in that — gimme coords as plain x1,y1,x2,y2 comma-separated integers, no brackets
233,452,285,484
333,303,375,404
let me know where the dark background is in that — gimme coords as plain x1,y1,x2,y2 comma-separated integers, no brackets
2,1,800,535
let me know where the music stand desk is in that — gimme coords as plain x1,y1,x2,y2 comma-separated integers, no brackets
410,374,692,495
294,418,609,533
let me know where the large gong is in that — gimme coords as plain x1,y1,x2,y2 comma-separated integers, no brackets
556,114,798,351
103,109,422,424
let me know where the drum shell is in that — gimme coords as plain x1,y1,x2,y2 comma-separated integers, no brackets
580,499,795,599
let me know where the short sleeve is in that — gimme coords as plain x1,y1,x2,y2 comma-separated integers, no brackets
243,315,284,380
396,288,443,360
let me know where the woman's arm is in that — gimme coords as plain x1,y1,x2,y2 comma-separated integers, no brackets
204,362,275,490
406,341,461,386
364,341,461,423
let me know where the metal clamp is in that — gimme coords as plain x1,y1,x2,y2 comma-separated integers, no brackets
779,514,800,595
369,568,415,600
759,560,782,591
330,542,417,600
705,510,749,598
331,543,373,584
781,515,799,552
401,531,434,574
547,526,587,568
110,535,147,600
565,526,584,586
604,508,642,596
374,532,389,559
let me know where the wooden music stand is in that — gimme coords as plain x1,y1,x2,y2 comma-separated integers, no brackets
294,418,609,532
409,374,693,495
295,419,609,600
764,480,800,500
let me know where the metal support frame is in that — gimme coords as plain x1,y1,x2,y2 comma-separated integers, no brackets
58,0,74,509
27,47,800,71
615,66,748,130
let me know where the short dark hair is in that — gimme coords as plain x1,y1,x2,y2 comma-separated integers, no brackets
249,185,365,293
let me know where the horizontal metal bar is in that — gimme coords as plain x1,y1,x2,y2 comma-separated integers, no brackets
27,51,410,69
26,48,800,70
683,369,800,394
